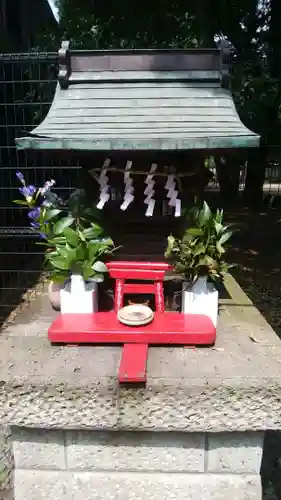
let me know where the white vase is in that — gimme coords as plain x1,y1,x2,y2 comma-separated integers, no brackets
181,276,218,327
60,274,98,314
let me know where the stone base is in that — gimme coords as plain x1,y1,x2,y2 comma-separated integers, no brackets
0,426,13,500
14,471,261,500
1,274,280,499
12,428,264,500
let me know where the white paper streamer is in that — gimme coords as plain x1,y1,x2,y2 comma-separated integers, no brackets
145,199,155,217
120,160,134,211
125,185,134,195
120,193,134,211
96,158,111,210
125,177,133,188
165,170,181,217
96,193,110,210
165,174,175,191
175,198,182,217
168,191,178,207
144,184,155,196
144,163,157,217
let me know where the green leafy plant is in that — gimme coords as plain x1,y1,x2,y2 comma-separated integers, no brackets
14,172,117,283
165,201,235,283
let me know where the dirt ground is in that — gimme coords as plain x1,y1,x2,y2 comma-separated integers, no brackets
226,208,281,500
229,209,281,339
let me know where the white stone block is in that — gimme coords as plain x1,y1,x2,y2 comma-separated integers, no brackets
14,470,262,500
12,429,66,470
15,470,67,500
207,432,264,473
66,431,204,472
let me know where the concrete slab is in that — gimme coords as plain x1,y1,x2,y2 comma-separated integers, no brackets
1,274,281,432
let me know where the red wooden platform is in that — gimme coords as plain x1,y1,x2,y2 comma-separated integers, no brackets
48,261,216,384
48,311,216,344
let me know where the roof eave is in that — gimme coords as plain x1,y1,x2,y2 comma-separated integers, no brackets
15,43,260,153
16,134,260,151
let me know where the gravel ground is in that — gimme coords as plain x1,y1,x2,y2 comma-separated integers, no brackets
262,432,281,500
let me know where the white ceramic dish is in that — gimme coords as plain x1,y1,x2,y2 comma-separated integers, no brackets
117,304,154,326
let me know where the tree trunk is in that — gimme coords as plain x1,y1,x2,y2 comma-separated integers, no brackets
195,0,216,47
268,0,281,79
243,149,266,208
216,154,241,207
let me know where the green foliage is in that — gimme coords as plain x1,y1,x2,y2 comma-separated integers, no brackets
57,0,198,49
165,201,235,283
13,174,116,283
45,223,115,283
43,189,117,283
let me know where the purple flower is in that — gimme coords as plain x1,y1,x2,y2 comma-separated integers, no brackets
16,171,25,183
27,185,36,196
30,222,46,239
40,179,56,195
19,185,36,198
28,207,41,220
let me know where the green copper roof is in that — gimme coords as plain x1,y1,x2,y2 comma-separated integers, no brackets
16,45,259,151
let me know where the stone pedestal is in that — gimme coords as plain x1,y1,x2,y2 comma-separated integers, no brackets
1,275,281,499
12,429,263,500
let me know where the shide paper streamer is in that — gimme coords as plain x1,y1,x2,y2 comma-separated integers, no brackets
120,160,134,211
165,172,181,217
96,158,111,210
94,159,181,217
144,163,157,217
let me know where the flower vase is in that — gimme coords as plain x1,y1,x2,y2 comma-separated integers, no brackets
181,276,218,327
60,274,98,314
48,281,64,311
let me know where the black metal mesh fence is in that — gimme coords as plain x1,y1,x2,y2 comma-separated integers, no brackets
0,52,82,324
